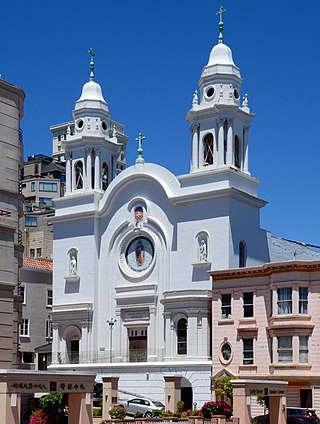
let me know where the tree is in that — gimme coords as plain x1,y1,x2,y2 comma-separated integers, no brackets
213,375,235,402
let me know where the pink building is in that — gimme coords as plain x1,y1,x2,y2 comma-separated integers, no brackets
210,260,320,416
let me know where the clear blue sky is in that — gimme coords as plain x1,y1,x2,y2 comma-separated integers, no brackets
2,0,320,246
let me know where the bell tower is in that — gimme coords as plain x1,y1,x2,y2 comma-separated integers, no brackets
64,49,128,196
186,7,253,175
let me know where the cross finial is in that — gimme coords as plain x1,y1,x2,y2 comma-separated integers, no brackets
88,48,95,81
135,132,146,164
216,6,227,44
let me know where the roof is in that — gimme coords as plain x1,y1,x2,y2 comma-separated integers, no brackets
23,257,53,271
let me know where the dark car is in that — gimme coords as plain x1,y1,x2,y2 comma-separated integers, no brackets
253,407,320,424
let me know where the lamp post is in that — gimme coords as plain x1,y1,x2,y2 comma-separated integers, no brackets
107,318,116,363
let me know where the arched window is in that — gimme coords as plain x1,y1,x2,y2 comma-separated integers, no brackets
234,136,240,168
102,162,108,191
239,241,247,268
203,133,213,166
75,161,83,189
91,150,95,189
177,318,187,355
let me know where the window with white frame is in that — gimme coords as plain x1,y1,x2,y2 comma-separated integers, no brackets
277,336,292,362
47,289,53,307
221,293,232,319
243,292,253,317
20,318,30,336
299,336,309,363
277,288,292,314
299,287,308,314
45,319,53,339
243,338,254,365
39,182,57,192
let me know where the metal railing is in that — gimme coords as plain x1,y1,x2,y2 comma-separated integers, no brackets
51,348,208,365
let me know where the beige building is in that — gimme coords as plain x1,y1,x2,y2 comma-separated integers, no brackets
22,154,66,259
19,257,53,370
210,260,320,415
0,77,25,369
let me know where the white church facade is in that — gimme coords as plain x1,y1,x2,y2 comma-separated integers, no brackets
49,14,320,407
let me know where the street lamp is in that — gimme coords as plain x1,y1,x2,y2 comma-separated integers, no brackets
107,318,116,363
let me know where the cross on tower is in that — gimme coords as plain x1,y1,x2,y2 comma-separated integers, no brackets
216,6,227,44
135,132,146,164
88,48,95,81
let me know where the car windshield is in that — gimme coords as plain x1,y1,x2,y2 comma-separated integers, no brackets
153,401,164,408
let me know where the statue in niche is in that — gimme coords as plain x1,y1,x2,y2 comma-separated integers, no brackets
134,206,144,228
70,255,77,276
199,239,207,262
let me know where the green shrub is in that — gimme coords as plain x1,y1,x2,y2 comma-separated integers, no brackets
161,410,174,417
177,401,185,414
93,407,102,417
109,405,127,419
152,409,162,418
134,411,144,418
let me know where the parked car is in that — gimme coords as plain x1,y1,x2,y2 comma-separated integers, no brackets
118,398,165,417
253,407,320,423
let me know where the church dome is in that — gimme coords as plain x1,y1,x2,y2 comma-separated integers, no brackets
206,43,235,67
77,80,106,103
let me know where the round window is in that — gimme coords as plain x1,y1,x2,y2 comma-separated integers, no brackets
101,121,108,131
233,89,240,100
221,342,232,361
77,119,84,129
205,86,215,99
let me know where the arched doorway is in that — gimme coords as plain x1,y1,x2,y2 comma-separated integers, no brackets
63,325,81,364
181,377,193,410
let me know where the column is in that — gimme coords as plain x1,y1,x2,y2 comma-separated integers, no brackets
292,285,299,314
190,123,199,171
226,119,233,166
164,376,182,413
86,148,92,189
102,377,119,420
243,126,250,174
148,306,157,361
187,313,198,358
293,335,299,363
68,393,93,424
272,288,277,316
52,322,61,364
164,312,172,360
231,382,252,424
80,321,89,363
269,396,286,424
65,153,72,194
198,129,203,168
217,119,224,167
94,147,100,190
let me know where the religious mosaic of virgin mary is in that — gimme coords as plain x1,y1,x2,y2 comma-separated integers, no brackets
125,236,154,273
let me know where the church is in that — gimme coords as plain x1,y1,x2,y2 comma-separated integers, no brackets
49,9,320,408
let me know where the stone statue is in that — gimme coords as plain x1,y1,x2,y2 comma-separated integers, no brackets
70,255,77,276
199,239,207,262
